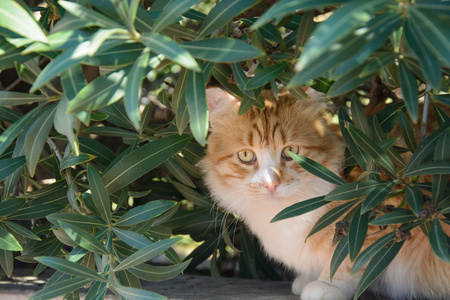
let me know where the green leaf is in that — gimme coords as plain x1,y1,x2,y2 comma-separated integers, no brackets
171,181,211,207
330,235,349,281
408,6,450,66
231,63,254,98
0,227,22,251
87,165,111,224
351,232,394,274
0,249,13,277
185,70,208,146
404,185,422,217
9,204,63,220
59,1,122,29
398,110,418,152
429,218,450,263
297,0,389,72
291,153,346,186
307,200,359,239
361,182,395,214
67,67,127,114
31,39,123,92
59,221,108,254
353,240,404,299
369,209,417,226
115,200,176,226
351,96,372,138
130,259,191,282
325,181,384,201
47,213,106,229
124,48,150,130
182,38,264,63
114,285,166,300
271,196,328,223
29,277,93,300
34,256,106,281
211,63,247,99
0,198,26,217
0,0,48,43
361,52,398,77
102,135,191,193
404,161,450,177
327,65,373,97
0,91,48,106
141,32,200,71
165,158,196,188
197,0,259,39
59,153,95,171
348,206,369,261
23,104,57,177
245,63,287,90
348,124,397,177
152,0,199,33
113,227,152,249
404,18,441,90
114,238,180,271
85,281,107,300
0,156,26,182
251,0,348,29
432,128,450,206
398,60,419,123
79,137,116,166
4,221,41,241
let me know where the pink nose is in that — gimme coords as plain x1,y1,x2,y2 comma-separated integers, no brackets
262,167,281,193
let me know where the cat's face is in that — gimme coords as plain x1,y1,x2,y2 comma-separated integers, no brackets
200,88,344,216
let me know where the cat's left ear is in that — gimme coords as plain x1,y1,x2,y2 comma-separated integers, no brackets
206,87,238,114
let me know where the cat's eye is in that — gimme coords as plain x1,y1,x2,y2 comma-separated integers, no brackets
238,150,256,163
281,146,299,160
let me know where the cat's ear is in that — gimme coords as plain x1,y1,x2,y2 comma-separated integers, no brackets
206,87,238,114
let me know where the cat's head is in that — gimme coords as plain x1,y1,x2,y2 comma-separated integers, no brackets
200,88,344,216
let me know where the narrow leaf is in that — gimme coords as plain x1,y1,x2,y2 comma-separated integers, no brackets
369,209,417,226
404,185,422,217
114,285,166,300
115,200,176,226
429,218,450,263
361,182,395,213
325,181,384,201
271,196,328,222
185,70,208,146
245,63,287,90
291,153,346,186
398,60,419,123
34,256,106,281
0,227,22,251
330,235,349,281
0,156,26,182
87,165,111,224
152,0,199,33
29,277,93,300
348,206,369,261
59,221,108,254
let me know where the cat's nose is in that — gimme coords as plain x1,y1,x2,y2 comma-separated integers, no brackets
262,167,281,193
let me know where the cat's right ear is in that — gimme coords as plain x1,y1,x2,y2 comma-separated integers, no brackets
206,88,237,114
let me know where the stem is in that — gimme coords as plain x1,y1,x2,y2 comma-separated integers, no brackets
420,85,431,144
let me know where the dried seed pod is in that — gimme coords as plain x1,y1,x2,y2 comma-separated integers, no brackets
227,73,236,84
384,205,395,212
335,220,349,238
394,228,411,242
419,207,437,219
422,194,432,208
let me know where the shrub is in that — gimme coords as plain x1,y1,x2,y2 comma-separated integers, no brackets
0,0,449,299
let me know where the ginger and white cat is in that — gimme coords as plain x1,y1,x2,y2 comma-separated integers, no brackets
200,88,450,300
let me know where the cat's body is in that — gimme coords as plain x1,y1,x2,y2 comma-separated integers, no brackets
200,88,450,300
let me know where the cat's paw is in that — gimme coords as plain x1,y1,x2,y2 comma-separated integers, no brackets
301,281,348,300
292,276,312,296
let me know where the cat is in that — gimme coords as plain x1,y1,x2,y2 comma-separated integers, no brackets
199,87,450,300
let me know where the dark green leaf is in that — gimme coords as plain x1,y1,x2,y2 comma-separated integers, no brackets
152,0,199,33
4,221,41,241
47,213,106,229
398,110,418,152
348,124,397,177
245,63,287,90
114,238,180,271
231,63,255,98
351,95,372,138
0,91,48,106
114,285,166,300
34,256,106,281
354,240,404,299
9,204,63,220
404,161,450,177
369,209,417,226
348,206,369,261
87,165,111,224
182,39,264,63
398,60,419,123
428,218,450,263
141,32,200,71
60,153,96,171
197,0,259,38
115,200,176,226
0,0,47,42
330,235,348,281
102,135,191,193
0,227,22,251
59,1,122,29
361,182,395,213
291,153,346,186
0,156,25,182
404,185,422,217
325,181,384,201
59,221,108,254
0,198,26,217
307,200,359,239
29,277,93,300
271,196,328,222
185,70,208,146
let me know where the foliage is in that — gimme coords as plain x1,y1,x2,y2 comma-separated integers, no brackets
0,0,449,299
